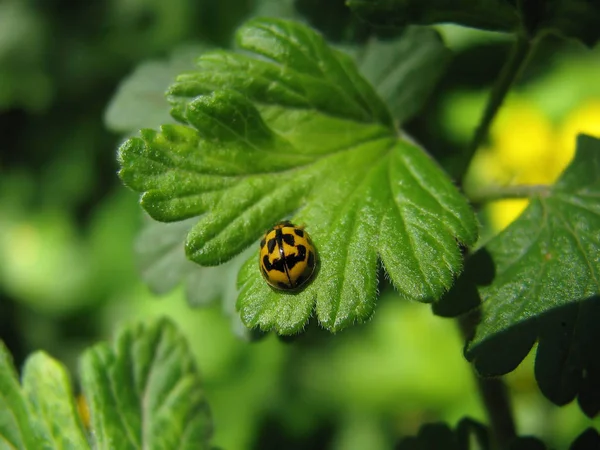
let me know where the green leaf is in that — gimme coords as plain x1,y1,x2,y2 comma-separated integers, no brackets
0,343,88,450
118,18,478,334
396,418,549,450
104,44,209,134
0,342,39,450
79,318,213,450
1,319,214,450
570,428,600,450
396,417,489,450
464,135,600,414
350,26,452,124
21,353,90,449
347,0,519,33
136,217,253,339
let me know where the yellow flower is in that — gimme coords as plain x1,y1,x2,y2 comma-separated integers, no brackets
490,100,554,185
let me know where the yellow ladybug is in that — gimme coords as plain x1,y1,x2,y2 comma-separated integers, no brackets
259,221,317,290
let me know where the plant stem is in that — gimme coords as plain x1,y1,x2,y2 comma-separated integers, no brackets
458,316,516,449
467,183,550,205
475,374,517,449
457,34,535,185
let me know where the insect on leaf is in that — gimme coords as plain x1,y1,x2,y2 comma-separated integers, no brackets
118,18,478,334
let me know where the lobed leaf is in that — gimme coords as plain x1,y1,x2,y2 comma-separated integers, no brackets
125,24,450,335
119,18,478,334
79,318,213,450
463,135,600,415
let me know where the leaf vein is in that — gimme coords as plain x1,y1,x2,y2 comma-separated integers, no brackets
141,330,165,450
407,218,456,277
386,158,434,294
250,25,373,122
399,151,467,236
553,211,600,292
554,195,600,218
324,158,386,325
493,203,548,278
105,356,139,449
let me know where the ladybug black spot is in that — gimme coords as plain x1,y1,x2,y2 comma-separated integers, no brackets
294,228,304,238
267,237,277,254
282,233,295,246
270,257,286,273
260,237,266,248
262,255,272,271
285,245,306,269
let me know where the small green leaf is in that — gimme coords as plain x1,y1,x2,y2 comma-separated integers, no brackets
396,417,490,450
105,45,209,134
0,343,88,450
351,27,452,124
570,428,600,450
119,18,478,334
0,342,40,450
21,353,90,449
136,217,253,339
348,0,519,33
79,318,213,450
396,418,548,450
465,135,600,413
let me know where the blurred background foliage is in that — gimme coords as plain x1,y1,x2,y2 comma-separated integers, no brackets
0,0,599,449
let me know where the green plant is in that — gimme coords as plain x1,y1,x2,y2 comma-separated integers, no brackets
1,1,599,449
